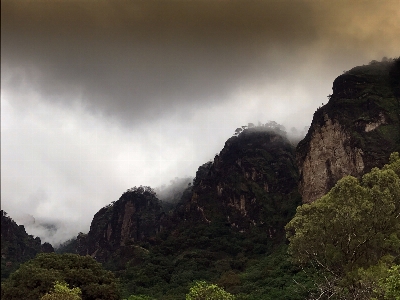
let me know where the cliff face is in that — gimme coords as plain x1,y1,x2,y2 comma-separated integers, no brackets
77,187,163,263
1,210,54,281
67,59,400,268
173,127,301,238
297,59,400,203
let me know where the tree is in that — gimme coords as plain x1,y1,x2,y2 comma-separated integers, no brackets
379,265,400,300
1,253,120,300
285,153,400,299
41,281,82,300
186,281,235,300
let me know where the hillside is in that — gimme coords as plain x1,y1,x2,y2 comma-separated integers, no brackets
75,186,164,264
172,126,301,236
54,126,305,299
1,210,54,281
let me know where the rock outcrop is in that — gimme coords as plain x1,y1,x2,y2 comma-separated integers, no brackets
173,127,301,238
76,186,164,263
297,59,400,203
64,59,399,269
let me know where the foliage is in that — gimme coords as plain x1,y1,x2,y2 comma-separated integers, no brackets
186,281,235,300
125,295,155,300
41,281,82,300
286,152,400,299
1,210,45,281
233,244,316,300
1,253,120,300
379,265,400,300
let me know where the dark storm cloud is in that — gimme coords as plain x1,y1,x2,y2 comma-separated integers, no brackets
1,0,361,124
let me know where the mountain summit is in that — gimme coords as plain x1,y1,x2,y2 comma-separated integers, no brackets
297,58,400,203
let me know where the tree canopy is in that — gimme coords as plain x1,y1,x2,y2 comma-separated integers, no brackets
285,152,400,299
41,281,82,300
186,281,235,300
1,253,120,300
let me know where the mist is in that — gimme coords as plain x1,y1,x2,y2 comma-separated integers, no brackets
2,0,399,246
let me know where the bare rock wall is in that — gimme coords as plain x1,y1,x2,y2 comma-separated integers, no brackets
298,115,364,203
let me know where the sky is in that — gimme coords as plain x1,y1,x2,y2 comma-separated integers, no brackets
1,0,400,246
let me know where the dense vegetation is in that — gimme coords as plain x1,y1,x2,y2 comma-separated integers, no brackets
1,253,120,300
41,281,82,300
286,152,400,299
4,153,398,299
3,157,399,299
1,210,54,282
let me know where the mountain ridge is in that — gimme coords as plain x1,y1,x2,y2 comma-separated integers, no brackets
2,58,400,299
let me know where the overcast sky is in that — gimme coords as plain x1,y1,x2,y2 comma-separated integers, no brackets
2,0,399,246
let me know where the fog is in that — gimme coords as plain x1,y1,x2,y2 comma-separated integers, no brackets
1,0,399,246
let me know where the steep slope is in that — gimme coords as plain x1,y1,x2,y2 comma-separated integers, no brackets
113,127,304,298
297,58,400,203
1,210,54,281
173,127,301,238
74,127,301,264
76,186,164,263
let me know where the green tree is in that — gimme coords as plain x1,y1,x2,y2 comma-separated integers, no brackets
186,281,235,300
378,264,400,300
41,281,82,300
285,153,400,299
1,253,120,300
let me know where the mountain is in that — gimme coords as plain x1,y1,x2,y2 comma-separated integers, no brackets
75,186,164,264
55,126,304,298
172,126,301,236
1,210,54,281
297,58,400,203
4,58,400,299
70,127,301,266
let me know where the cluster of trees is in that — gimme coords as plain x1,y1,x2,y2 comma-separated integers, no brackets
1,251,237,300
125,186,157,197
233,121,287,136
232,121,308,146
41,281,82,300
1,253,120,300
286,152,400,299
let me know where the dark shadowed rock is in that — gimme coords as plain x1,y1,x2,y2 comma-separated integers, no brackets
1,210,54,281
172,127,301,239
77,186,163,263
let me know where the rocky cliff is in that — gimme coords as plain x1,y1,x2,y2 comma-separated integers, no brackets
70,126,301,267
63,59,400,270
1,210,54,281
173,127,301,238
76,186,164,263
297,58,400,203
